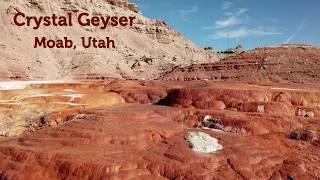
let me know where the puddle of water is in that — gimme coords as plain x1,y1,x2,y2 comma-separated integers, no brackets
0,81,77,90
51,102,87,106
271,88,303,91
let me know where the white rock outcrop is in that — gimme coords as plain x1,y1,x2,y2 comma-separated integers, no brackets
186,131,223,154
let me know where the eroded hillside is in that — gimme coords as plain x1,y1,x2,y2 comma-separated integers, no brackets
0,0,217,81
161,44,320,83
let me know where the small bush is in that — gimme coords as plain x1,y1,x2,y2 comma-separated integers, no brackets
289,129,315,142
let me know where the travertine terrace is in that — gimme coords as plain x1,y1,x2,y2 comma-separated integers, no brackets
0,80,319,179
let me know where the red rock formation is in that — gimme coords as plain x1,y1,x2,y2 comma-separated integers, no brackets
161,45,320,83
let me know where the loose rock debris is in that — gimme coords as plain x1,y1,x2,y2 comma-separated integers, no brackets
197,115,247,134
297,109,315,118
197,115,223,130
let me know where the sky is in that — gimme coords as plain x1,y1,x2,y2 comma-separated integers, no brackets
131,0,320,51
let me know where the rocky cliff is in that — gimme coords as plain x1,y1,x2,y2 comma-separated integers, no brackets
0,0,218,81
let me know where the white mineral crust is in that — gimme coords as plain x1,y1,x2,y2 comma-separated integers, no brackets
186,131,223,153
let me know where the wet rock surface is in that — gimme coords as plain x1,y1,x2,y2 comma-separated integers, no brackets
0,80,319,179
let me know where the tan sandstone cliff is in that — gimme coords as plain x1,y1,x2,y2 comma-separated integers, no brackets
0,0,218,81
